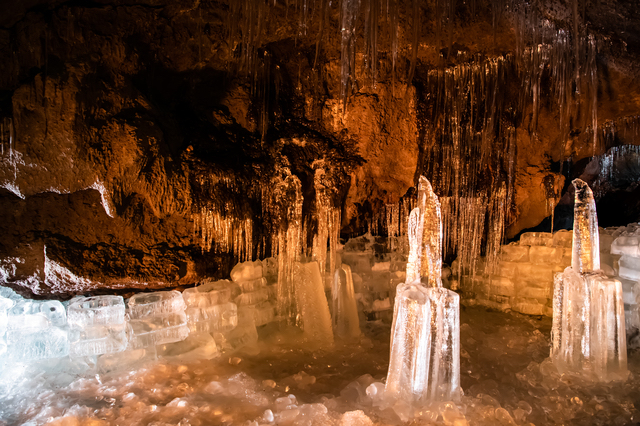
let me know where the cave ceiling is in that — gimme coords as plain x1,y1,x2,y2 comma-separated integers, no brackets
0,0,639,297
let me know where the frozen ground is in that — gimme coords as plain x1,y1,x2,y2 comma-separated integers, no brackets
1,305,639,426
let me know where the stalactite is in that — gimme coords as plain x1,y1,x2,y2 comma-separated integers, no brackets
406,0,419,85
340,0,358,111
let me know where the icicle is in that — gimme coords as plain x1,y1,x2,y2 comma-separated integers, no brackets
389,0,398,93
312,169,331,283
328,207,340,279
406,0,419,84
339,0,358,111
587,34,598,155
275,175,304,325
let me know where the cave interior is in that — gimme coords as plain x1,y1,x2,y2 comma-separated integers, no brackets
1,0,640,424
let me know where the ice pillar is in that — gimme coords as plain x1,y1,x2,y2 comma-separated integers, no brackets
294,261,334,345
551,179,627,381
418,176,442,287
571,179,600,273
387,176,460,404
332,264,360,339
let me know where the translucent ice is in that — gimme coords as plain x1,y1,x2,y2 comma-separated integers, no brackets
332,264,360,339
231,260,263,283
4,326,69,361
182,284,232,308
97,346,158,374
551,179,627,381
243,301,276,327
127,291,186,319
386,286,430,401
293,261,333,345
4,299,69,361
611,236,640,257
551,267,590,370
157,332,218,361
588,273,628,381
69,323,128,357
551,269,627,381
235,287,270,306
418,177,442,287
128,312,190,349
185,302,238,333
387,176,460,405
572,179,600,273
237,277,267,293
7,300,67,329
67,295,125,328
405,208,423,284
618,255,640,281
386,284,460,403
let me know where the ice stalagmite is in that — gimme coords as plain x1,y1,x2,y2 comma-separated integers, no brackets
418,176,442,287
386,176,460,405
293,261,334,345
332,264,360,339
571,179,600,273
551,179,627,381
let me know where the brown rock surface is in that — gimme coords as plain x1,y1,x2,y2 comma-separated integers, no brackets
0,0,639,296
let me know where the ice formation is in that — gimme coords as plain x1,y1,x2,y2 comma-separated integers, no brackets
386,176,460,405
551,179,627,381
293,261,334,345
68,296,127,357
332,264,360,339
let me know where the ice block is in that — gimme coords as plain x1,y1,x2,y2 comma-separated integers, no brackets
231,260,263,282
588,273,628,381
4,326,69,361
182,284,232,308
244,300,276,327
127,290,186,319
128,312,189,349
67,295,125,327
186,301,237,332
386,284,460,403
69,322,128,357
7,300,67,329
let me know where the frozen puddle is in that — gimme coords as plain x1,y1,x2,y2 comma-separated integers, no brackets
1,306,639,425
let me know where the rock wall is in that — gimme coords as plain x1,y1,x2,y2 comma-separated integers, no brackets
0,0,639,297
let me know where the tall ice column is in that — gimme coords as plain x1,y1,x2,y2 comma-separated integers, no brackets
551,179,627,381
386,176,460,405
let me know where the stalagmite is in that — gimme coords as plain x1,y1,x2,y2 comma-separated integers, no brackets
551,179,627,381
294,261,334,345
386,176,460,406
332,264,360,339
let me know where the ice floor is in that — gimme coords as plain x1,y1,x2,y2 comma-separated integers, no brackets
2,306,639,426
